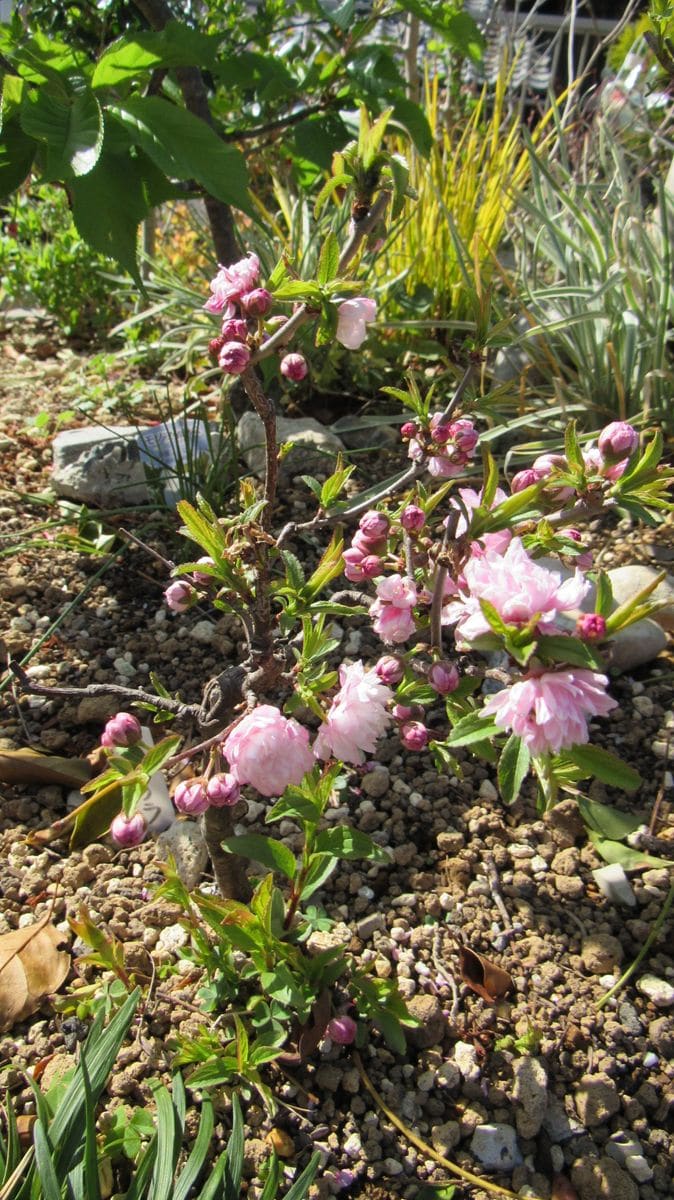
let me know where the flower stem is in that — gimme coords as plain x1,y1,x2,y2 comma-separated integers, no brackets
596,879,674,1011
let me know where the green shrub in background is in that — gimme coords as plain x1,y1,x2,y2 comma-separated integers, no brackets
0,185,130,337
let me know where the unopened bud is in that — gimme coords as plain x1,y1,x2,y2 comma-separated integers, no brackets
101,712,142,748
326,1015,357,1045
428,661,460,695
206,773,240,807
576,613,607,641
173,779,210,816
375,655,405,685
218,341,251,375
241,288,273,317
164,580,197,613
400,720,429,751
280,353,308,381
110,812,147,848
401,504,425,532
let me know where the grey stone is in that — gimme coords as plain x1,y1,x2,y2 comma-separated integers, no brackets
470,1124,522,1172
431,1121,461,1155
591,864,637,907
356,911,385,940
624,1154,654,1183
607,564,674,633
158,922,189,953
512,1055,548,1138
617,1002,643,1036
453,1040,481,1082
237,412,344,482
581,933,624,975
542,1095,584,1143
155,820,208,890
648,1016,674,1056
636,973,674,1007
607,1131,647,1171
571,1155,639,1200
607,618,668,673
405,994,446,1049
360,767,390,799
574,1074,621,1127
331,414,400,450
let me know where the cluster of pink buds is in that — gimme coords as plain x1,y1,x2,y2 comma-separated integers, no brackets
404,413,479,479
205,253,308,382
173,772,240,816
511,422,639,493
343,510,388,583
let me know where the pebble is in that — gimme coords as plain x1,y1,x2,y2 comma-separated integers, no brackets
512,1055,548,1138
592,863,636,907
189,620,217,644
360,767,390,798
470,1124,522,1172
575,1074,621,1127
571,1154,639,1200
155,821,208,890
158,923,189,953
636,973,674,1007
355,912,385,940
453,1040,481,1082
431,1121,460,1155
617,1002,642,1035
581,933,624,975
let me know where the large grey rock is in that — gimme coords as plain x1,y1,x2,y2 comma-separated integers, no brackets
607,565,674,632
52,419,220,508
237,412,344,482
331,414,400,451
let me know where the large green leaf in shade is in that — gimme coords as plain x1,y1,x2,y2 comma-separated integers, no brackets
69,145,155,279
20,79,103,178
108,96,251,213
0,118,37,197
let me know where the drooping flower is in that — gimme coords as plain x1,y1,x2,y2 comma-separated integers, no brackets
101,712,142,749
336,298,376,350
443,538,590,647
326,1015,358,1045
110,812,147,848
204,252,260,313
401,504,425,532
482,668,617,756
223,705,315,797
164,580,197,613
342,548,382,583
313,661,392,765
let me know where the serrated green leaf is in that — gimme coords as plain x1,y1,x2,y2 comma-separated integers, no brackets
299,853,339,901
313,827,389,863
220,835,297,881
498,734,530,805
563,418,584,473
314,171,352,217
21,79,102,178
266,794,322,826
140,735,182,778
445,710,500,747
535,634,606,669
317,230,339,285
565,744,641,791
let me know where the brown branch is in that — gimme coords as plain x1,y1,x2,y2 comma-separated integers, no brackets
222,101,329,142
9,661,200,721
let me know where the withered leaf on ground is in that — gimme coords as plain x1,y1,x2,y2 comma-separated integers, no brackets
0,748,93,788
458,944,514,1004
0,912,70,1032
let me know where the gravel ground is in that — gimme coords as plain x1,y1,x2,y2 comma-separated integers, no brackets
1,315,674,1200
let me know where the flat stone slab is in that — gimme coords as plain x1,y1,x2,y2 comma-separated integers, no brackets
237,412,344,483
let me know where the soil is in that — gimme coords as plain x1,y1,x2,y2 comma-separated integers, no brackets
1,311,674,1200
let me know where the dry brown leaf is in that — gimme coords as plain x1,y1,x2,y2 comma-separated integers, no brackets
0,913,70,1032
458,944,513,1004
266,1129,295,1159
0,748,93,788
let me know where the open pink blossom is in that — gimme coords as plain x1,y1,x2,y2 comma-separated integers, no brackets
222,705,314,797
204,253,260,313
483,668,617,756
370,602,416,643
446,486,512,556
443,537,590,647
375,574,417,608
336,298,376,350
314,661,392,764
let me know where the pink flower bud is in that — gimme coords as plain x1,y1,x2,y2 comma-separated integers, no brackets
352,528,385,555
428,661,460,695
241,288,273,317
206,772,240,807
392,704,413,722
164,580,197,612
431,421,453,445
401,504,425,532
400,421,419,440
218,340,251,375
450,419,479,454
208,334,226,359
110,812,147,848
400,720,429,751
532,453,567,477
102,712,142,748
280,353,309,381
174,779,210,816
221,318,249,342
576,613,607,641
359,510,390,540
510,468,540,493
375,655,405,685
360,554,382,579
598,421,638,463
326,1015,357,1045
192,556,215,584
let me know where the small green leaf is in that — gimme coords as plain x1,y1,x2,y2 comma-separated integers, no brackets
588,833,671,871
498,734,530,805
141,735,182,777
266,794,322,826
564,744,641,792
220,835,297,881
577,796,643,840
595,571,614,618
313,827,389,863
317,230,339,285
445,710,500,747
535,634,605,669
563,418,584,473
299,854,339,901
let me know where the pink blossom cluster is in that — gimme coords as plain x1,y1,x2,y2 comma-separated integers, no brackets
511,422,638,493
443,537,589,647
483,668,617,756
205,252,307,381
343,509,388,583
406,413,479,478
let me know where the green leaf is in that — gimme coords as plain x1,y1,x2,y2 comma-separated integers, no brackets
314,172,352,217
445,710,500,747
535,634,605,669
109,96,251,213
588,832,671,870
313,827,389,863
33,1121,61,1200
148,1082,181,1200
317,230,340,286
20,79,103,178
577,796,643,840
371,1006,406,1054
92,22,220,89
391,97,432,157
293,112,349,170
478,598,509,636
563,418,584,473
69,145,151,279
0,117,36,197
220,835,297,881
299,853,339,901
498,734,530,805
141,735,182,777
266,794,322,826
283,1152,321,1200
595,571,614,618
564,744,641,792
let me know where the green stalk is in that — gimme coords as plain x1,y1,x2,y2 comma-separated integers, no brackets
596,880,674,1011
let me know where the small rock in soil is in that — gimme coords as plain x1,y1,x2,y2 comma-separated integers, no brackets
155,821,208,890
571,1154,639,1200
469,1123,522,1172
574,1074,621,1127
636,973,674,1007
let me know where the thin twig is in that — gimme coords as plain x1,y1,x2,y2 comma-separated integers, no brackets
432,926,461,1024
119,528,175,571
649,731,671,836
596,880,674,1011
8,661,200,721
483,852,513,932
